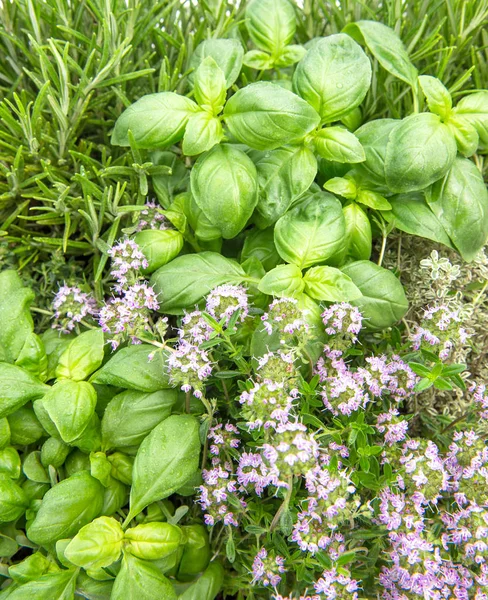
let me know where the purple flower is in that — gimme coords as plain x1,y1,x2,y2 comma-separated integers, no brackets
252,547,286,587
314,568,360,599
206,284,249,326
167,339,212,398
239,380,296,430
108,238,148,291
208,422,240,465
376,410,409,446
261,297,309,343
135,201,171,232
198,462,246,527
321,302,363,347
178,310,213,344
52,285,98,332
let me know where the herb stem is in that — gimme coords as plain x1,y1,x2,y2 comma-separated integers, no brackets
270,477,293,532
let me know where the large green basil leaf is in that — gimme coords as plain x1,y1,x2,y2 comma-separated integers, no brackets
253,145,317,227
385,113,457,193
182,112,223,157
342,261,408,330
0,447,19,479
274,192,345,268
386,192,454,248
111,93,200,149
65,516,124,570
55,330,104,382
150,252,245,314
27,471,104,546
245,0,296,55
191,145,258,239
134,229,184,274
127,415,200,522
0,475,28,523
8,551,57,584
125,522,182,561
342,203,372,261
293,34,371,124
446,114,479,158
23,451,49,484
343,21,418,86
224,82,320,150
258,264,304,297
426,157,488,261
5,568,78,600
452,91,488,148
0,363,49,419
90,346,170,391
178,563,224,600
42,380,97,444
354,119,399,185
240,227,281,272
41,330,73,382
15,333,47,382
9,406,44,446
75,572,113,600
111,553,177,600
189,39,244,88
303,266,362,302
313,127,365,163
174,193,221,242
101,389,177,451
0,271,34,364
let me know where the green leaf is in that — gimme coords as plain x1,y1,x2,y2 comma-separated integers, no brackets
293,34,371,123
178,563,224,600
150,252,245,314
258,264,304,297
5,568,78,600
452,91,488,148
314,127,365,163
385,113,457,193
8,552,58,584
182,113,223,156
15,333,47,382
134,229,184,273
27,471,104,546
112,92,200,149
323,177,357,200
242,49,273,70
55,330,105,381
274,192,345,268
42,380,96,443
245,0,297,55
65,517,123,570
23,451,49,484
343,21,417,86
354,118,399,186
191,144,258,239
0,271,35,364
418,75,452,120
0,363,49,418
446,115,479,157
342,261,408,330
8,406,44,446
253,146,317,227
189,39,244,89
426,157,488,261
75,572,114,600
125,522,182,561
275,44,306,67
356,189,391,211
241,227,281,272
111,554,176,600
385,192,453,248
178,524,210,578
90,346,171,391
408,362,431,378
101,389,177,451
193,57,226,114
0,447,21,479
342,203,372,261
224,82,320,151
303,266,362,302
127,415,200,521
0,475,28,523
41,437,70,469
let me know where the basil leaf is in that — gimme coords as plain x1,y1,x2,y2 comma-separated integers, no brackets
323,176,357,200
0,363,49,418
100,476,128,518
274,192,346,268
241,227,281,272
313,127,365,163
112,92,200,149
193,57,226,114
0,447,21,479
343,21,418,86
0,475,28,523
5,568,78,600
127,415,200,521
178,563,224,600
65,516,124,570
15,333,47,382
27,471,104,546
111,553,177,600
446,114,479,157
386,192,454,248
253,145,317,227
385,113,457,193
275,44,307,68
55,330,104,382
303,266,362,302
178,524,211,578
189,39,243,89
224,82,320,150
125,522,182,561
150,252,245,314
40,437,70,469
90,346,171,391
42,380,97,443
342,261,408,330
356,190,391,211
8,552,56,584
452,91,488,148
258,264,304,297
41,330,73,382
182,112,223,157
75,572,114,600
101,389,177,451
293,34,371,124
242,50,273,70
0,271,35,364
354,118,399,185
191,144,258,239
426,157,488,261
9,406,44,446
418,75,452,120
23,451,49,484
245,0,297,55
134,229,184,273
342,203,372,261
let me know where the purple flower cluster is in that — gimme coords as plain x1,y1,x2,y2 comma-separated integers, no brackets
206,284,249,326
262,297,309,343
321,302,363,347
208,422,240,464
135,201,170,232
252,547,286,587
108,238,148,292
167,339,212,399
52,284,98,332
198,462,246,527
239,380,297,430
